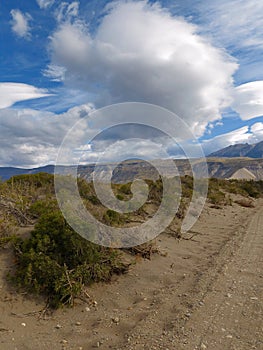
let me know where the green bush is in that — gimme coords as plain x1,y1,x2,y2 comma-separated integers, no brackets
208,190,227,205
29,199,58,218
7,173,54,189
119,183,132,195
116,194,124,201
238,181,260,198
103,209,124,226
11,211,128,308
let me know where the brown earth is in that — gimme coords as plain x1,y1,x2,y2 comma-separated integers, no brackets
0,200,262,350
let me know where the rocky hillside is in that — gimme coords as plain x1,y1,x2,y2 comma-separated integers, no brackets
1,157,263,182
209,140,263,158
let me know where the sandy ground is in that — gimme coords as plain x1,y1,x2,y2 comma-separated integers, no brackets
0,200,262,350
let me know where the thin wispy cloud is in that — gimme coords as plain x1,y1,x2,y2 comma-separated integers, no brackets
196,0,263,85
55,1,80,23
0,83,50,109
10,9,32,39
198,0,263,50
36,0,55,9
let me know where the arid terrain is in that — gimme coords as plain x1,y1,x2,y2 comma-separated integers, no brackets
0,197,262,350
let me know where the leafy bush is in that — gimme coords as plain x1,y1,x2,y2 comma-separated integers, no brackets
29,199,58,218
116,194,124,201
103,209,124,226
11,211,128,308
238,181,260,198
119,183,132,195
7,173,54,189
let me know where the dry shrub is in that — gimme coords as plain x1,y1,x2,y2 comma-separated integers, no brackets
234,198,255,208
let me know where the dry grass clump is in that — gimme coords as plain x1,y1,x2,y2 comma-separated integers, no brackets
125,241,160,260
234,198,255,208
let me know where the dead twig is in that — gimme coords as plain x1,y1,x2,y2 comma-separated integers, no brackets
181,230,203,241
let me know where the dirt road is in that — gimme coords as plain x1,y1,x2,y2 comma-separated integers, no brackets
182,200,263,350
0,201,262,350
112,201,263,350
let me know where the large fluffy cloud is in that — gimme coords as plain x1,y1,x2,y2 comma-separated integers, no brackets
10,9,31,38
0,104,175,167
46,1,238,136
0,83,50,109
0,104,93,167
1,102,263,167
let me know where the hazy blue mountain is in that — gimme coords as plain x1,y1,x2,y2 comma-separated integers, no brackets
209,141,263,158
0,165,55,181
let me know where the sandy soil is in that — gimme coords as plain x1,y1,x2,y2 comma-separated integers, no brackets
0,200,262,350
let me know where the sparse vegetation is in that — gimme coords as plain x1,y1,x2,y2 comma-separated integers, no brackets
11,210,128,308
1,172,263,308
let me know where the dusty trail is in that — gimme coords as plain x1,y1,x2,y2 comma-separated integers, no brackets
184,202,263,350
113,201,263,350
0,201,262,350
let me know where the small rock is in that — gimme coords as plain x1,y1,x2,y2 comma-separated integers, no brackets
61,339,68,344
226,335,233,339
85,306,91,312
250,297,258,300
226,293,232,298
200,343,207,349
21,323,26,327
55,324,62,329
112,317,120,324
75,322,81,326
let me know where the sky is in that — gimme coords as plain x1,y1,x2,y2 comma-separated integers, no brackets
0,0,263,167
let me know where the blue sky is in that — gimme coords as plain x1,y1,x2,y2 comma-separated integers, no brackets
0,0,263,167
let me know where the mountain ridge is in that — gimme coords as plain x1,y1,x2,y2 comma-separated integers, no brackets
1,157,263,182
209,140,263,158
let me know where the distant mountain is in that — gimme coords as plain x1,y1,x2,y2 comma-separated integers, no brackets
2,157,263,182
209,141,263,158
0,165,55,181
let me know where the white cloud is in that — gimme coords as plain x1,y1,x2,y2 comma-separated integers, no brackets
250,122,263,141
0,83,50,109
0,104,93,167
10,9,31,39
43,64,66,82
56,1,79,23
36,0,55,9
202,122,263,154
79,139,168,164
1,99,263,167
0,102,193,167
232,81,263,120
47,0,238,136
198,0,263,50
